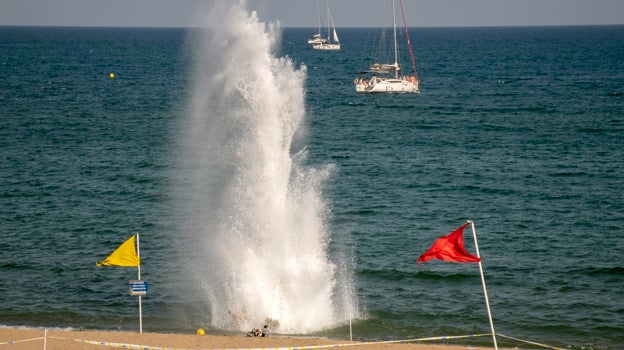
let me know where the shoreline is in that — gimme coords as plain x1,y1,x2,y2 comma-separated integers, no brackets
0,327,500,350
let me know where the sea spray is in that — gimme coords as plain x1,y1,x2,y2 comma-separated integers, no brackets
172,1,357,333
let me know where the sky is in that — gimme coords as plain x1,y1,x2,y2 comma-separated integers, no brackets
1,0,624,28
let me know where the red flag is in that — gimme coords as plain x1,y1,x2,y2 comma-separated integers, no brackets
417,223,481,264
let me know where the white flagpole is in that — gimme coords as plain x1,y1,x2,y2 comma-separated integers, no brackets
349,313,352,341
136,232,143,334
468,221,498,350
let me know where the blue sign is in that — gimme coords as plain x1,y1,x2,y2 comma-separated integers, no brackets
129,280,148,296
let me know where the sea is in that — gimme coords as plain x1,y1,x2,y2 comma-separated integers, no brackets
1,8,623,350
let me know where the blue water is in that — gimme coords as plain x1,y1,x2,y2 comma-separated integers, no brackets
1,22,623,350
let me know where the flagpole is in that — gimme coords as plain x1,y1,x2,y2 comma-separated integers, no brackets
349,313,352,341
468,221,498,350
136,232,143,334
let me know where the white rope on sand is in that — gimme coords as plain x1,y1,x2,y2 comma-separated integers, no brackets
496,333,567,350
47,333,492,350
35,332,566,350
0,337,45,346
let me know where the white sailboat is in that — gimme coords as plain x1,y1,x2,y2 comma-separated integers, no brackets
312,1,340,51
354,0,419,93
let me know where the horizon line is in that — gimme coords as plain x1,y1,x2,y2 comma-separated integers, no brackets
2,23,623,29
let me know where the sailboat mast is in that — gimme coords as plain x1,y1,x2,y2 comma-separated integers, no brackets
317,0,322,37
392,0,399,79
326,1,331,43
399,0,418,80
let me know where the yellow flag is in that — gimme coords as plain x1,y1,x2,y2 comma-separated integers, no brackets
96,234,140,267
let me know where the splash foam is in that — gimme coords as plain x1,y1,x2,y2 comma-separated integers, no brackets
173,1,356,334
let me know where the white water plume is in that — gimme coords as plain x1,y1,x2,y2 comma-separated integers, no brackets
173,1,356,333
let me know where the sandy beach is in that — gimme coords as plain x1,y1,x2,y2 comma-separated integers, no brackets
0,327,499,350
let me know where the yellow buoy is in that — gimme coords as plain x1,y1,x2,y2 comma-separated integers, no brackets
109,72,115,79
196,328,205,336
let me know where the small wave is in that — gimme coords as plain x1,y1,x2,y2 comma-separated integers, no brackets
373,104,417,110
458,184,517,195
547,171,588,177
579,127,605,133
411,269,480,283
0,262,30,270
347,101,368,106
586,266,624,276
343,208,384,216
413,124,441,130
359,268,413,281
359,267,482,284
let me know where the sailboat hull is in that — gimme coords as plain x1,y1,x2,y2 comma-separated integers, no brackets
355,78,419,93
313,43,341,50
308,37,328,45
